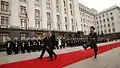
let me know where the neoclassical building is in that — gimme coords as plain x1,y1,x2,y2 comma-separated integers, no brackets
0,0,82,43
95,6,120,35
0,0,120,44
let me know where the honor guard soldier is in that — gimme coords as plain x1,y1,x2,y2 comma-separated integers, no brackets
13,37,20,54
31,37,37,52
82,26,98,58
37,37,42,51
26,37,31,53
20,37,26,53
6,37,13,55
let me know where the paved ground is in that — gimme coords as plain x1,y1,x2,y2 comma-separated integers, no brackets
0,40,120,66
65,47,120,68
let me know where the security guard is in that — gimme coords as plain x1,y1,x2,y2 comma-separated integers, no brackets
26,37,31,53
6,37,13,55
13,37,20,54
20,37,26,53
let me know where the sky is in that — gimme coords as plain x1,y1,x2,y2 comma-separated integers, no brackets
78,0,120,12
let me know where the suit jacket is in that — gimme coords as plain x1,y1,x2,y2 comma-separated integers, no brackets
48,34,56,48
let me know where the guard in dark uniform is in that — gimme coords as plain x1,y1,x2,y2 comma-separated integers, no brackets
82,26,98,58
31,37,37,52
37,37,43,51
6,37,13,55
20,37,26,53
26,37,31,53
13,37,20,54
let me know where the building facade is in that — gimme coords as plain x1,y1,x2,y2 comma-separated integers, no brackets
79,3,97,35
0,0,120,44
95,6,120,35
0,0,82,43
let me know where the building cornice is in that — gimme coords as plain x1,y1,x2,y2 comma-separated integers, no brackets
96,5,120,16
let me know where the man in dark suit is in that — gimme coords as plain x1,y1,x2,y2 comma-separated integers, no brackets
48,31,57,61
39,33,51,60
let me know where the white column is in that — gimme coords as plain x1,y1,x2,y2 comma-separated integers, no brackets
28,0,35,29
41,0,47,29
10,0,20,28
72,0,82,31
51,0,57,30
67,0,72,31
60,0,66,31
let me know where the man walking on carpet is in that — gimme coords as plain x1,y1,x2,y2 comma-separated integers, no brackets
39,33,51,60
82,26,98,58
48,31,57,61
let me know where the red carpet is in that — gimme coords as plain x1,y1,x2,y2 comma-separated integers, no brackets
0,42,120,68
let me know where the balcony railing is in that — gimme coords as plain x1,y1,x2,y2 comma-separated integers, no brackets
0,8,11,15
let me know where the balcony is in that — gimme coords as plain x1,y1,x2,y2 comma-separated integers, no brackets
0,24,9,28
0,8,11,15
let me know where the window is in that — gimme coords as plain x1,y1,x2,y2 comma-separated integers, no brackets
57,15,60,21
1,1,9,12
47,24,51,30
97,21,99,24
100,20,102,23
104,30,107,34
63,0,66,7
111,17,114,21
103,19,105,23
102,15,104,17
47,12,51,19
20,6,26,15
99,16,101,19
106,13,108,16
65,25,68,30
1,16,9,25
71,18,73,24
108,29,111,33
83,18,85,22
84,24,85,27
101,25,102,28
108,24,110,27
35,9,40,17
21,18,27,28
46,0,51,9
70,3,72,9
72,25,74,31
64,8,67,14
110,12,113,15
112,23,115,26
104,24,106,28
57,24,61,30
56,5,60,12
71,10,73,16
0,33,9,43
35,20,41,29
107,18,109,22
112,28,115,32
65,17,67,23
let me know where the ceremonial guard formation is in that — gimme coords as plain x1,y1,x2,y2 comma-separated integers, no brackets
5,27,98,61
